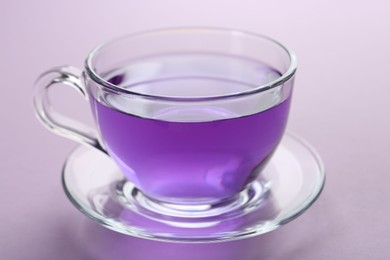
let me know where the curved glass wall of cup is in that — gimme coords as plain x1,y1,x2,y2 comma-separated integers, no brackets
83,28,296,208
84,28,296,121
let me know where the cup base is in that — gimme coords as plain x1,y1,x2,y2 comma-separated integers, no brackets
62,133,325,243
116,177,269,220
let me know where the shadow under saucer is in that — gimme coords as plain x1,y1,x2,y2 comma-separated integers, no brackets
74,218,282,260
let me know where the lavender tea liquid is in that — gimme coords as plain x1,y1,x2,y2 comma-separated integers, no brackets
90,54,291,204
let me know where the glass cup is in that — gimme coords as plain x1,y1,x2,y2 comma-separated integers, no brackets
33,28,296,214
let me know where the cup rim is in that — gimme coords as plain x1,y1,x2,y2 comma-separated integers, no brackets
85,27,297,101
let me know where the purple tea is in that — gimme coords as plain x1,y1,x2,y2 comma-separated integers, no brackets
90,54,291,204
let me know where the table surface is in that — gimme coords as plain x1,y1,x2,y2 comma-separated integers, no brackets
1,1,389,259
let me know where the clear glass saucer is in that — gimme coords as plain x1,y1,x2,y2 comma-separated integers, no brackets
62,133,325,243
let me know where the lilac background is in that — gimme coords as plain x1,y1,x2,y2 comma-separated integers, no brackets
1,0,390,259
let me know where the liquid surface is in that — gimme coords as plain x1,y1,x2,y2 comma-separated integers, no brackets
103,53,281,98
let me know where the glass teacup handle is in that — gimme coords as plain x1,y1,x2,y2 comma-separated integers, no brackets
33,66,106,153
